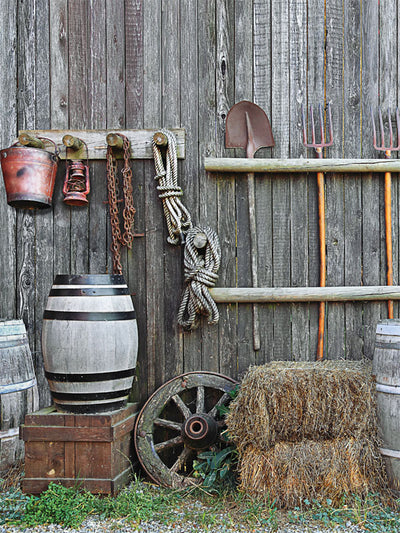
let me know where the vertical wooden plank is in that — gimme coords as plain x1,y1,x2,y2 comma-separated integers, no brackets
68,0,89,274
289,0,309,361
88,0,107,275
215,0,236,378
0,0,17,320
143,0,163,397
361,0,380,359
198,0,219,373
271,0,291,361
161,0,183,382
125,0,145,402
106,0,127,276
16,0,37,371
50,0,70,278
34,0,52,407
325,0,345,360
253,0,273,366
180,0,202,373
235,0,256,373
343,0,363,360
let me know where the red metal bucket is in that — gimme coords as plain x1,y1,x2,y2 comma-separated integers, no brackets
0,144,58,209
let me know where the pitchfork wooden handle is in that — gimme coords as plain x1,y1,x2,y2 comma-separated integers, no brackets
385,171,394,319
317,171,326,361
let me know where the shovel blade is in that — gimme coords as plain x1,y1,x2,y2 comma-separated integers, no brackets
225,100,274,157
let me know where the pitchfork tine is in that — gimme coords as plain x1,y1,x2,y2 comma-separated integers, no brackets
310,106,316,145
319,104,325,144
388,108,394,149
397,108,400,148
371,106,377,149
379,108,385,149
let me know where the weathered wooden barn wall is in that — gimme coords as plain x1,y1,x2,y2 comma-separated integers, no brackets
0,0,397,407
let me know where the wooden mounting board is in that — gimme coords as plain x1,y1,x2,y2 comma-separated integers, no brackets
17,129,185,160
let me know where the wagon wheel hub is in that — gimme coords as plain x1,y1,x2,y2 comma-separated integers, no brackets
183,413,218,449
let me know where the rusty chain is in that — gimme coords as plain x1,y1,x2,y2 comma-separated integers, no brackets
106,135,136,275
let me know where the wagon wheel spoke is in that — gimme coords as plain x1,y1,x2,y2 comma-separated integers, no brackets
154,435,184,453
196,385,205,413
154,418,182,432
208,392,230,418
170,446,194,473
172,393,192,419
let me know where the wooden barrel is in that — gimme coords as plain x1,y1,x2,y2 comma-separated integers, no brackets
0,319,39,474
42,274,138,414
373,319,400,492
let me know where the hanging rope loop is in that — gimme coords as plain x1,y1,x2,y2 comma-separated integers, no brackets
152,129,192,245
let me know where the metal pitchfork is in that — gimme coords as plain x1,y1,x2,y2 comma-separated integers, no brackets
371,107,400,319
301,103,333,361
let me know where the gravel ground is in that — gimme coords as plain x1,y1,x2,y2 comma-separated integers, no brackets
0,521,368,533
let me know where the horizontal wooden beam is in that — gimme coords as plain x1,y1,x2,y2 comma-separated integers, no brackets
205,157,400,173
17,129,185,160
210,286,400,303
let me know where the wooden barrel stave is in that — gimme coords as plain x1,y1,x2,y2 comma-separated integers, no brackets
0,320,39,473
373,319,400,491
42,274,138,414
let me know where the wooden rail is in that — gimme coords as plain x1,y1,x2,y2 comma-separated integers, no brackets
205,158,400,173
210,286,400,303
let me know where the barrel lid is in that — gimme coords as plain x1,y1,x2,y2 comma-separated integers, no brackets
54,274,127,285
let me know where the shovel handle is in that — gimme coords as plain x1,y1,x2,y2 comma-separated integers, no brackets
248,172,260,351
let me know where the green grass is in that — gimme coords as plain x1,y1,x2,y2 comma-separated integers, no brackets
1,475,400,531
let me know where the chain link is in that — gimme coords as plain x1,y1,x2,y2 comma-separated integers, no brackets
106,135,136,275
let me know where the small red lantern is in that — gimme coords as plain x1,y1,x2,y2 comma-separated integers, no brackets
63,160,90,206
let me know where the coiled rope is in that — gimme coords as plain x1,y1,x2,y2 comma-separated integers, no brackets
152,131,221,330
152,129,192,245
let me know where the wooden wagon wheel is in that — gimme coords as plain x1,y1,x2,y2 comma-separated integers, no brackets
134,372,238,488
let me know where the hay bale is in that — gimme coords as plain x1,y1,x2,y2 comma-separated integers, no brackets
226,360,377,452
239,438,388,509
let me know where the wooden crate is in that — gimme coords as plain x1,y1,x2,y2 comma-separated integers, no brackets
20,403,139,495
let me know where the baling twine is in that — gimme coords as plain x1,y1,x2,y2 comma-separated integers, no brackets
152,130,221,330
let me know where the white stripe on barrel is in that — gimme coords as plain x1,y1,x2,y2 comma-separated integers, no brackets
373,319,400,492
42,274,138,414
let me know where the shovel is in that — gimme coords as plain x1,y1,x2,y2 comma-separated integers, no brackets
225,101,275,351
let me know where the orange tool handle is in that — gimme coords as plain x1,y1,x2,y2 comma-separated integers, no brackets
317,171,326,360
385,171,394,319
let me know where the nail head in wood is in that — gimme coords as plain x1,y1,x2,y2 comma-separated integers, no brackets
153,131,168,147
18,133,45,149
106,133,124,149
